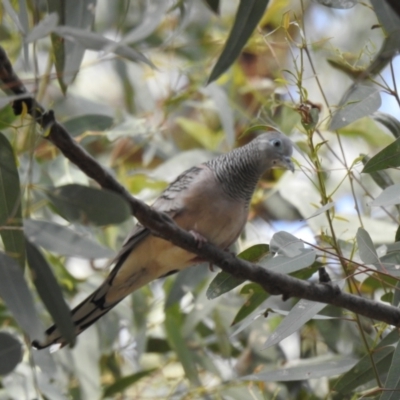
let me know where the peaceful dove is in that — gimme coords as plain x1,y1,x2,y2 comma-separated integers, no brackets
33,131,294,349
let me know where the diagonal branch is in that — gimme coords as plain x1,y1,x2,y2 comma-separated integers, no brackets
1,45,400,327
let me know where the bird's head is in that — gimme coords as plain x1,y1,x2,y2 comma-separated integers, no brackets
254,131,294,173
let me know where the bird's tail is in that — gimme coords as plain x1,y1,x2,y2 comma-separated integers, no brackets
32,278,119,350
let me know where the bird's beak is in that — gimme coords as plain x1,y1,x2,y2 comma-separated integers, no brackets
279,156,295,173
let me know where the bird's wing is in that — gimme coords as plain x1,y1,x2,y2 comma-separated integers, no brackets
33,165,212,349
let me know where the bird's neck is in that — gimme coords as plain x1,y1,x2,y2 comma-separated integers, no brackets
207,143,262,205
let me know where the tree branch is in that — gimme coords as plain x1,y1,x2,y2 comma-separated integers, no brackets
1,45,400,328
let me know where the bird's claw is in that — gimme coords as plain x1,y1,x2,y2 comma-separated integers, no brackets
189,230,208,248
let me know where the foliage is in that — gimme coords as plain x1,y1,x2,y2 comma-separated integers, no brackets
1,0,400,399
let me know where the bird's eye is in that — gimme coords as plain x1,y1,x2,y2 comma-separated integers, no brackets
272,139,281,147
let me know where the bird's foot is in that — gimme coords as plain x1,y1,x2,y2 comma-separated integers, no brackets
189,230,208,249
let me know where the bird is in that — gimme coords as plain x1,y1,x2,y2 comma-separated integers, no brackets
32,131,294,349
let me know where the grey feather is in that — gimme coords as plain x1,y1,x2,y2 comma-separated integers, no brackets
32,131,293,350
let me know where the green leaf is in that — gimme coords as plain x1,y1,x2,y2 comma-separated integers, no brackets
0,252,43,341
54,26,154,68
362,138,400,173
26,240,76,348
231,283,269,325
47,184,131,226
25,12,58,42
165,304,200,386
356,228,379,264
63,114,114,137
329,85,381,131
0,332,22,375
24,219,114,259
103,369,156,398
204,0,220,14
373,112,400,139
264,298,327,349
243,355,358,381
312,0,357,9
334,329,399,394
0,132,25,268
206,244,269,299
381,341,400,400
371,184,400,207
208,0,270,83
361,154,394,189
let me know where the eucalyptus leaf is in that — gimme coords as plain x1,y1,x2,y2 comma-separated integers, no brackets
243,355,358,381
380,342,400,400
0,252,43,341
24,219,114,259
0,332,22,375
0,132,25,267
264,299,327,349
371,184,400,207
103,369,156,397
373,112,400,139
356,228,380,264
312,0,357,8
47,184,131,226
334,329,399,394
26,241,76,348
362,138,400,173
208,0,270,83
329,85,381,130
25,12,58,42
206,244,269,299
62,114,114,136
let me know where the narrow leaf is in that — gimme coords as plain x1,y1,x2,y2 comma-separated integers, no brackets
312,0,357,9
0,332,22,375
303,202,335,220
26,241,75,347
0,252,43,341
206,244,269,299
47,184,131,226
373,112,400,139
334,329,399,394
208,0,270,83
24,219,114,259
0,132,25,267
165,305,200,386
356,227,379,264
329,85,381,130
62,114,114,137
243,355,358,381
371,184,400,207
381,342,400,400
103,369,156,397
362,138,400,173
